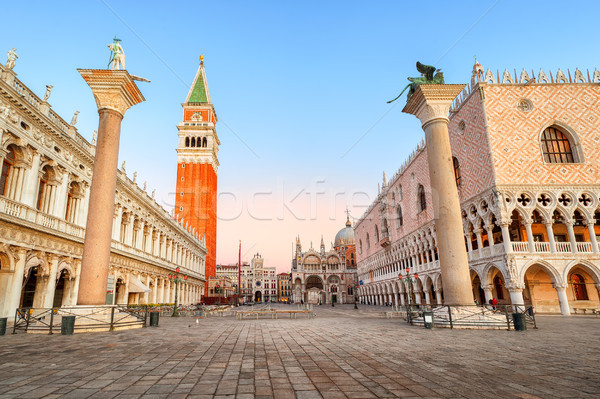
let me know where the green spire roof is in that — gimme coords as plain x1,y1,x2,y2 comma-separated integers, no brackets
185,57,211,104
188,72,208,103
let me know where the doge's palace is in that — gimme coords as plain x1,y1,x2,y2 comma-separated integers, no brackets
356,62,600,315
0,55,206,321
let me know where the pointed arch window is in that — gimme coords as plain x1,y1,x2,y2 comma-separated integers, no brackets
202,137,207,147
453,157,461,186
366,233,370,249
359,239,363,254
541,126,576,163
397,205,403,227
374,225,380,242
418,184,426,212
191,137,196,147
185,137,190,147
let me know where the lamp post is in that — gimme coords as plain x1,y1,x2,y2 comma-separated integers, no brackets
351,281,359,310
398,268,419,309
216,282,222,305
169,267,188,317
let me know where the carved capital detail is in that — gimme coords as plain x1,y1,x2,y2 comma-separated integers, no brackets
402,84,466,126
77,69,145,118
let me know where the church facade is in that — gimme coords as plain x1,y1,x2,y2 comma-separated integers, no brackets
355,63,600,315
0,54,206,321
292,218,358,304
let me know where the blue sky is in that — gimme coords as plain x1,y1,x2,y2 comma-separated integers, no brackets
3,1,600,270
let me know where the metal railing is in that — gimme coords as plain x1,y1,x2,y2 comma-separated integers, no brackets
12,305,147,334
397,304,536,330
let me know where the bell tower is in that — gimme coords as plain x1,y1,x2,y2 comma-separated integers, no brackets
175,55,219,289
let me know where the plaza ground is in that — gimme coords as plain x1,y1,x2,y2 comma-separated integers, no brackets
0,304,599,398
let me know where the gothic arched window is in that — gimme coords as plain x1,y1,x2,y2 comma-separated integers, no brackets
571,273,589,300
397,205,403,227
418,184,426,212
541,126,576,163
366,233,370,249
453,157,461,186
359,239,363,254
374,225,379,243
191,137,196,147
185,137,190,147
203,137,207,147
197,137,202,147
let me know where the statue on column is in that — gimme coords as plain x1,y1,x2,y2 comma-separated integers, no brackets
387,61,444,104
5,48,18,70
92,130,97,145
43,85,53,102
107,37,126,70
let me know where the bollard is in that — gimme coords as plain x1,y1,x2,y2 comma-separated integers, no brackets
0,317,7,336
61,316,76,335
149,312,160,327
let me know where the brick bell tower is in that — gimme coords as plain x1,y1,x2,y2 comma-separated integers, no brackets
175,55,219,290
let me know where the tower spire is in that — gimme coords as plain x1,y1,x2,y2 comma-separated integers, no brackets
185,55,211,104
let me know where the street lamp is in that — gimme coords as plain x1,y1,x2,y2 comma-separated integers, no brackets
169,267,188,317
398,267,419,309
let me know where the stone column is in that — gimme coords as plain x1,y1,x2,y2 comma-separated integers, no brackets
486,222,495,255
545,222,557,252
500,222,512,254
507,285,525,311
403,84,473,305
4,248,27,319
524,221,535,253
481,284,493,304
586,220,598,253
43,255,59,308
435,288,443,305
474,229,483,258
554,284,571,315
565,220,578,253
77,69,145,306
423,290,431,305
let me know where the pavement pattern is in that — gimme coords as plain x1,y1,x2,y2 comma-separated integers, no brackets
0,304,599,399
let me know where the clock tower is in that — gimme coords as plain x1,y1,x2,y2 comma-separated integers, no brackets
175,55,219,289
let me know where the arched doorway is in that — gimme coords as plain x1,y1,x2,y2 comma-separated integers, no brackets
254,291,262,302
306,275,323,304
52,269,71,308
523,263,561,313
21,266,39,308
566,264,600,309
471,271,485,305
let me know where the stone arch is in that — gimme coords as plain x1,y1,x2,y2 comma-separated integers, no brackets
482,262,509,285
519,259,563,286
563,260,600,286
56,259,75,279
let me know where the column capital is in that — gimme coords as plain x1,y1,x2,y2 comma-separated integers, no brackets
77,69,145,118
402,84,466,126
553,283,568,290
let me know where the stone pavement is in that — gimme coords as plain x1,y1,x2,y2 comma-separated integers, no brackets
0,304,599,399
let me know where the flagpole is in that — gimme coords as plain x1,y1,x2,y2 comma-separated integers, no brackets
238,240,241,306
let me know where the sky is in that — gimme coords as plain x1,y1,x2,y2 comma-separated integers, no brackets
3,1,600,271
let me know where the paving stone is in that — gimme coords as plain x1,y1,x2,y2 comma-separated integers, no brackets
0,305,599,398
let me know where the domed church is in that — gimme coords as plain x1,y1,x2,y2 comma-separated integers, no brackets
291,216,358,304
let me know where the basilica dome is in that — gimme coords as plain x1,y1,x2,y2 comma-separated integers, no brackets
334,218,355,247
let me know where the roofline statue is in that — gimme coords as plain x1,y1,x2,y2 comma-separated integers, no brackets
387,62,444,104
